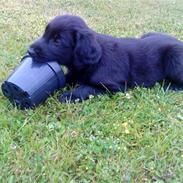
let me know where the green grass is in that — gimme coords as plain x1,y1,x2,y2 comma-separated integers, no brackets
0,0,183,182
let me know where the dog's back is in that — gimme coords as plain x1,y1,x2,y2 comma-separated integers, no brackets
92,32,183,90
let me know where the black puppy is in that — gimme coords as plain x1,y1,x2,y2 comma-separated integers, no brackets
28,15,183,102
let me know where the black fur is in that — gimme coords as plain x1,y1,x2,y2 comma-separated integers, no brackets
28,15,183,102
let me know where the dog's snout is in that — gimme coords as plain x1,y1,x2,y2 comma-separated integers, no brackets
28,47,35,55
28,46,42,56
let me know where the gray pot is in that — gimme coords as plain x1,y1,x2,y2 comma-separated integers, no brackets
1,55,66,109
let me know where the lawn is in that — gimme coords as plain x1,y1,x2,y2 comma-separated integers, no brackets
0,0,183,182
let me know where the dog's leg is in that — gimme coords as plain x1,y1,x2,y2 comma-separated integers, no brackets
164,44,183,90
59,85,104,103
65,68,79,86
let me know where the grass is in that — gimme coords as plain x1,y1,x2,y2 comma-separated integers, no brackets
0,0,183,182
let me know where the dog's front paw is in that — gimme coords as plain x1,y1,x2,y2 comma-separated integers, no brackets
59,92,82,103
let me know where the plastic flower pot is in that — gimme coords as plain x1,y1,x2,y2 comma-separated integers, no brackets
1,55,66,109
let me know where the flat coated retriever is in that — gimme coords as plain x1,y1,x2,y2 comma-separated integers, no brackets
28,15,183,103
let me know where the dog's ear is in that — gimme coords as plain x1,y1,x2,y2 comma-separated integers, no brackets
74,29,102,66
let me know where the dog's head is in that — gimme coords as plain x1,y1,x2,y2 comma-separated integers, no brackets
28,15,102,68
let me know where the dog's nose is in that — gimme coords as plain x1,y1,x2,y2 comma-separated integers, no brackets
28,47,35,56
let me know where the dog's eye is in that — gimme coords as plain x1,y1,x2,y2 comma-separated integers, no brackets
53,34,60,43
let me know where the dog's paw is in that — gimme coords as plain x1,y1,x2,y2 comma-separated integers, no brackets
59,92,82,103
